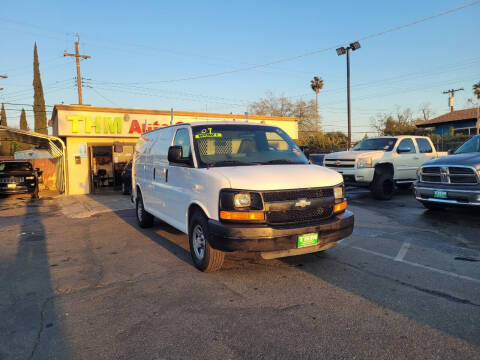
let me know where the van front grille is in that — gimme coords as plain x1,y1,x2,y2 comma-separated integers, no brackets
262,188,333,202
266,207,333,225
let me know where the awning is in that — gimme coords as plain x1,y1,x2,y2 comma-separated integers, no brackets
0,126,67,194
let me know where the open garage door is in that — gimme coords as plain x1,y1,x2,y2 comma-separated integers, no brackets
0,126,67,194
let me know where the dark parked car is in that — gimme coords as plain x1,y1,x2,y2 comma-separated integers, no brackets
309,154,326,166
414,135,480,209
120,160,132,195
0,160,40,198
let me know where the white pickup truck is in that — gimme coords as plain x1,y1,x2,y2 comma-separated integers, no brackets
323,136,445,200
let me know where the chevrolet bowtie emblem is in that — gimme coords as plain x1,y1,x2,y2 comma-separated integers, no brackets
295,199,311,208
335,160,341,166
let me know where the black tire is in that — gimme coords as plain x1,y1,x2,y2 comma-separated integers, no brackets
121,182,130,195
136,191,154,228
371,172,395,200
421,202,446,211
189,211,225,272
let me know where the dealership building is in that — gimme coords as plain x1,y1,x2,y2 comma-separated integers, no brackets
50,104,298,195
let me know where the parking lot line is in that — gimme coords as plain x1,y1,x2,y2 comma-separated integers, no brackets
345,245,480,285
394,242,411,262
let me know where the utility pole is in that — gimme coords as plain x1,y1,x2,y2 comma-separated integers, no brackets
442,88,464,112
64,34,91,104
0,74,7,91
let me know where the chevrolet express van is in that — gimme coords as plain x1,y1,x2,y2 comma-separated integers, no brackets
133,122,354,272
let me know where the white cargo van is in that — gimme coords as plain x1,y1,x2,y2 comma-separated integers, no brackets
133,122,354,271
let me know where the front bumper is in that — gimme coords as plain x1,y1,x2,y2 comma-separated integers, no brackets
325,167,374,186
208,210,354,252
414,182,480,207
0,184,35,195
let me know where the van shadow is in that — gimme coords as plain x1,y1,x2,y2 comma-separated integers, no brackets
1,199,69,359
115,208,193,266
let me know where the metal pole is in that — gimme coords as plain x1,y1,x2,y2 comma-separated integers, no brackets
346,47,351,150
75,36,82,105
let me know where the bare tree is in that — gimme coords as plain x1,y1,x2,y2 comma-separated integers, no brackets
249,93,317,140
418,103,435,122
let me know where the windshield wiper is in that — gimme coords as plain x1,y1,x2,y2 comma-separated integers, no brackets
206,160,258,167
260,159,302,165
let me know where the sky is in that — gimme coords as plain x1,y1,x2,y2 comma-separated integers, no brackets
0,0,479,140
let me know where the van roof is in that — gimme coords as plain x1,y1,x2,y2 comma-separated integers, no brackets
144,121,272,135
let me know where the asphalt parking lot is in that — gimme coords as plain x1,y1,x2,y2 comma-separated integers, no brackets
0,189,479,359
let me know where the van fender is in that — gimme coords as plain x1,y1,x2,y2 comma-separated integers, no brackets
186,201,212,228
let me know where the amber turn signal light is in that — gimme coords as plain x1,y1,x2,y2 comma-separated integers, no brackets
333,201,347,213
220,211,265,221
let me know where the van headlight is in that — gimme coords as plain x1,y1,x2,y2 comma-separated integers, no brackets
234,193,251,208
25,176,35,180
357,158,372,168
333,185,345,202
219,190,264,222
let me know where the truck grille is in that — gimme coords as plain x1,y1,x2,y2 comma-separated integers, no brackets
324,159,356,168
420,166,478,185
266,207,333,225
0,176,24,184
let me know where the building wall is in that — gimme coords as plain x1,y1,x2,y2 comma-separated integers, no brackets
433,120,477,136
66,137,137,195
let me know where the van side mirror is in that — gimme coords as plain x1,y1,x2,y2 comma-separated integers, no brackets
168,146,191,165
447,149,454,155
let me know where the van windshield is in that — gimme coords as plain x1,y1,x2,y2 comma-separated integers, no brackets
191,125,308,167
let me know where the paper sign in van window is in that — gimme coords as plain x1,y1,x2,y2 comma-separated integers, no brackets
195,128,223,139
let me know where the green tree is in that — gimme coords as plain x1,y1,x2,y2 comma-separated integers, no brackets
0,103,10,155
33,42,47,134
310,76,324,132
20,108,28,130
19,108,32,151
473,81,480,100
372,107,427,136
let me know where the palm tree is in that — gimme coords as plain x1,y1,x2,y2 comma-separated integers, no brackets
473,81,480,134
473,81,480,100
310,76,324,132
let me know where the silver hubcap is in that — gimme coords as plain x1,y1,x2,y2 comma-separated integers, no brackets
137,199,143,221
192,224,206,260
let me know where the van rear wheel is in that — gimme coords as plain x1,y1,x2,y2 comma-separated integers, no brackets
189,211,225,272
136,192,154,228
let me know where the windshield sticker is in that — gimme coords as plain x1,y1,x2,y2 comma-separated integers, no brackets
195,128,223,139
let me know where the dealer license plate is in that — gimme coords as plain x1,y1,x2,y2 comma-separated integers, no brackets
7,183,16,189
298,233,319,248
433,190,447,199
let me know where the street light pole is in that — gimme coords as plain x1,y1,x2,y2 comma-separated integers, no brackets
336,41,360,150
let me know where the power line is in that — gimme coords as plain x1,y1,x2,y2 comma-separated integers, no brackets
91,1,480,85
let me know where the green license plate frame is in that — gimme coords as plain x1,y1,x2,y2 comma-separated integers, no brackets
298,233,319,248
433,190,447,199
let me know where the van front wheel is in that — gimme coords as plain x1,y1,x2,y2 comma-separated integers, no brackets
136,192,154,228
189,211,225,272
